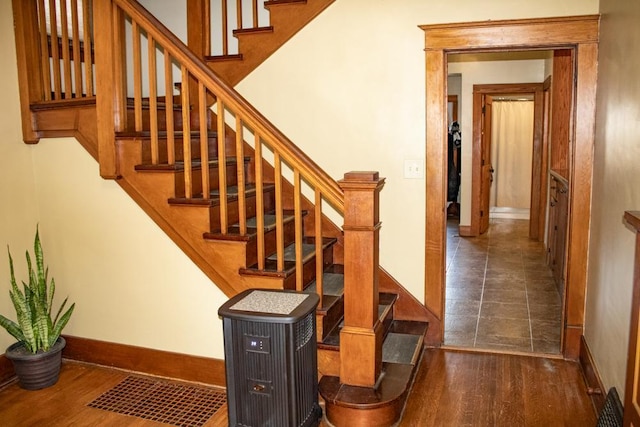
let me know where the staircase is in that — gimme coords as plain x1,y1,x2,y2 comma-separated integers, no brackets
11,0,435,425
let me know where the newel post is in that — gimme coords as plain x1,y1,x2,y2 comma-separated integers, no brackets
11,0,43,144
338,171,386,387
93,0,124,179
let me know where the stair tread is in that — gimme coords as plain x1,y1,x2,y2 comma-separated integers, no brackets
319,293,401,349
382,333,422,365
116,130,217,139
264,0,307,7
241,237,337,277
304,272,344,297
233,26,274,36
169,184,275,206
135,157,243,172
203,213,296,241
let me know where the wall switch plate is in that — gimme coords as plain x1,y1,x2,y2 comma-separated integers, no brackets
404,159,424,179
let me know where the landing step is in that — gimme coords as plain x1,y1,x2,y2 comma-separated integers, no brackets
319,320,428,427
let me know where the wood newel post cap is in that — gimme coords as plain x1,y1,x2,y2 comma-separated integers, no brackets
343,171,379,182
338,171,386,190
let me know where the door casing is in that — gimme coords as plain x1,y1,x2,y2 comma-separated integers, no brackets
420,15,599,358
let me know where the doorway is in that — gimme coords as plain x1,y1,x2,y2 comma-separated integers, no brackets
444,60,560,353
420,15,599,358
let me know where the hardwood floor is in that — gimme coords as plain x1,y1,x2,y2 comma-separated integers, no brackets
400,349,597,427
0,350,596,426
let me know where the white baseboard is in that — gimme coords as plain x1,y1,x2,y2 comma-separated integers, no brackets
489,207,530,220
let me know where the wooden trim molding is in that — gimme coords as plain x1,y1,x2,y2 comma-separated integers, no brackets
579,335,606,414
421,15,599,356
419,15,599,51
62,335,226,387
0,354,15,385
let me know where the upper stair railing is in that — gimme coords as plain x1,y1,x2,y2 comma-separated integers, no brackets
12,0,96,143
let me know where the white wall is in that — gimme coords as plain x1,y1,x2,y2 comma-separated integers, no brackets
448,57,546,225
586,0,640,399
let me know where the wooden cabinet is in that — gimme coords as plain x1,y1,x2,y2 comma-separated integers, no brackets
547,173,569,297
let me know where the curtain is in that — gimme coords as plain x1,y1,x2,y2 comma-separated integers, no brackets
489,100,534,209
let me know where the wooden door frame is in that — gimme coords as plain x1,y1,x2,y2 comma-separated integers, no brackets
420,15,599,358
468,83,544,238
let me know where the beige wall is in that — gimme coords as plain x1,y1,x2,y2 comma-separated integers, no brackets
0,1,227,359
237,0,597,301
3,0,607,367
0,0,40,353
586,0,640,399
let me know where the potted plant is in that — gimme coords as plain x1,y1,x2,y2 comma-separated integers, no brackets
0,227,75,390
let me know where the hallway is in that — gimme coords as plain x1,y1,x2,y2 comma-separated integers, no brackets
444,218,562,354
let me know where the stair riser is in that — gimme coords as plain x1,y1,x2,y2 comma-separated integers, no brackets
140,136,222,165
317,295,344,341
125,107,184,133
209,188,276,233
282,243,334,290
174,161,247,198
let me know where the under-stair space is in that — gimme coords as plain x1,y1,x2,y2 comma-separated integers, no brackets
11,0,434,425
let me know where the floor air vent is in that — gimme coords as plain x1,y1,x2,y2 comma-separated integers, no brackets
87,376,226,426
596,387,624,427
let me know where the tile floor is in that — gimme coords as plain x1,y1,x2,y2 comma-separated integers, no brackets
444,218,562,354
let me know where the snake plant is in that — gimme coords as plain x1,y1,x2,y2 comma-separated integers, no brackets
0,228,75,354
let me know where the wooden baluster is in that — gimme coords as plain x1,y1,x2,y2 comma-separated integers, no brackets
339,171,385,387
315,188,324,307
70,0,83,97
294,169,303,291
236,0,242,30
181,65,193,199
221,0,228,55
132,21,143,132
112,4,126,132
236,118,247,235
254,133,265,270
252,0,258,28
49,0,62,99
37,0,51,101
274,153,284,272
82,0,93,96
164,51,175,165
199,83,210,199
59,0,72,98
148,34,159,164
217,101,228,232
